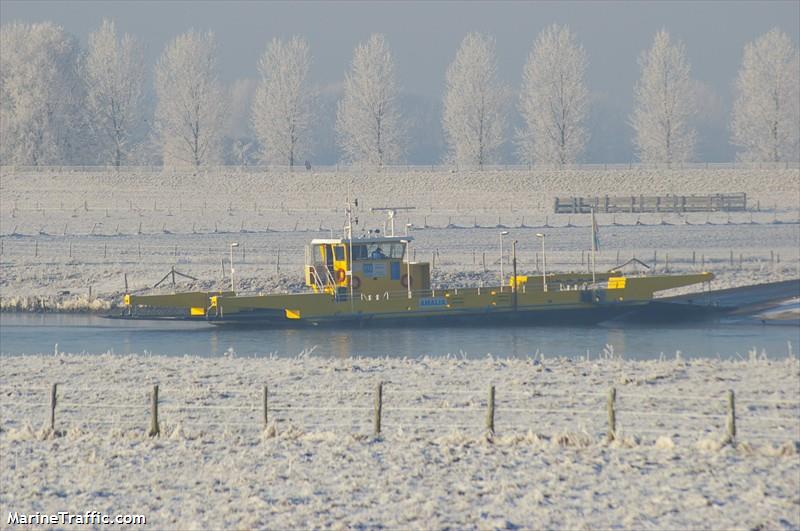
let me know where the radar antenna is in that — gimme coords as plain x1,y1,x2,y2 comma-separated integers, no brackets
370,206,416,237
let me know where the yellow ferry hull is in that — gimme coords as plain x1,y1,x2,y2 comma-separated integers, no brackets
123,273,714,327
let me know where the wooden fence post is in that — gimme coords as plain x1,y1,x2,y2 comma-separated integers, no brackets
606,387,616,442
486,385,495,434
373,382,383,436
149,384,159,437
49,383,58,431
726,389,736,444
263,384,269,428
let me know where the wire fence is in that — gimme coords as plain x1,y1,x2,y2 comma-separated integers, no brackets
4,382,798,445
3,193,797,218
0,237,792,276
2,162,799,174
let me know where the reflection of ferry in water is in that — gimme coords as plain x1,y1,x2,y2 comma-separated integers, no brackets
121,202,713,327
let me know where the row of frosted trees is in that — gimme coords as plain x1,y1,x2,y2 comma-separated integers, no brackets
1,21,798,167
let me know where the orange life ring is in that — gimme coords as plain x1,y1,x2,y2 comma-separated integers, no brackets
336,268,346,283
401,274,412,288
351,275,361,289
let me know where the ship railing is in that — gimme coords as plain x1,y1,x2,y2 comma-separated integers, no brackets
352,283,609,301
308,264,339,293
308,265,325,292
322,266,337,289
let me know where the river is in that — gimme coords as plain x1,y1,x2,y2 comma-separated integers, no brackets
0,313,796,360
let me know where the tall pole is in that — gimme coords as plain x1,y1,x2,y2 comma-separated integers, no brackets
346,188,354,312
406,240,412,299
405,224,413,299
591,208,597,285
536,233,547,292
500,231,509,292
512,240,518,311
500,235,504,291
229,242,239,293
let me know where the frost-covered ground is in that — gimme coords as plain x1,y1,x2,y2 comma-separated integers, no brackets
1,167,798,311
1,354,799,529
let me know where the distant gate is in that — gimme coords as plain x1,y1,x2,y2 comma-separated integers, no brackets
554,192,747,214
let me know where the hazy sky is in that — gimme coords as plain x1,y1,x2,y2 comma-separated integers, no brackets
2,1,798,163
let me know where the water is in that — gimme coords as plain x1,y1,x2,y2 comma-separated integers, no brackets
1,313,797,359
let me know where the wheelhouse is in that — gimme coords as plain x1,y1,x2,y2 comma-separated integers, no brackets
304,236,430,297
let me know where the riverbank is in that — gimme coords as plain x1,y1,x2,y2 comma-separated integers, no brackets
1,354,798,529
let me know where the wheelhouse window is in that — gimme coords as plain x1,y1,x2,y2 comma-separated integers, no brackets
350,242,405,260
387,243,405,259
351,244,368,260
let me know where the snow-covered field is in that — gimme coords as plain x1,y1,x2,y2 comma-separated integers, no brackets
1,354,798,529
1,167,798,311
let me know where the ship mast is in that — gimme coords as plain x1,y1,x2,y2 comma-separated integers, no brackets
345,184,356,310
592,208,598,289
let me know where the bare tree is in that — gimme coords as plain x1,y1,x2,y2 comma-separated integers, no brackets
631,30,696,164
0,22,85,165
336,33,404,167
731,28,800,163
85,19,144,167
517,24,589,166
442,33,507,169
251,36,313,167
154,30,225,167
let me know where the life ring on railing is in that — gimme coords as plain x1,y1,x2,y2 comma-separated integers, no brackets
336,268,346,283
400,274,413,288
351,275,361,290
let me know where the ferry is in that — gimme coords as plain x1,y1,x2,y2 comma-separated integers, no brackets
121,204,714,327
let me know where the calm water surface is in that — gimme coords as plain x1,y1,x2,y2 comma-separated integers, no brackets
1,313,797,359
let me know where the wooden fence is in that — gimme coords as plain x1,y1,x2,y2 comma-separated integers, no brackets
554,193,748,214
